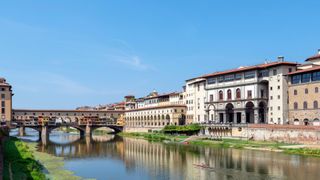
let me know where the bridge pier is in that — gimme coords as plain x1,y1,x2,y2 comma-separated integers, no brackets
40,126,49,140
19,126,25,136
85,124,92,136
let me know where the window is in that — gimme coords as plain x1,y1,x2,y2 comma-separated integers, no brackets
277,95,280,99
1,108,4,114
1,101,4,107
294,102,298,110
258,69,269,77
305,88,309,94
236,88,241,99
292,75,301,84
278,86,280,90
235,73,242,80
278,106,280,110
289,68,292,73
1,94,4,99
270,87,273,91
209,94,214,102
301,73,311,83
261,90,264,98
207,78,216,84
247,90,252,99
244,71,255,79
294,89,297,95
224,74,234,81
273,69,277,75
219,90,223,100
227,89,232,100
218,76,224,82
270,96,273,100
314,101,318,109
303,101,308,109
197,84,200,91
316,87,319,93
312,71,320,81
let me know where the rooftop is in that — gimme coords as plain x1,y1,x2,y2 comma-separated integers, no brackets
288,66,320,76
187,61,298,81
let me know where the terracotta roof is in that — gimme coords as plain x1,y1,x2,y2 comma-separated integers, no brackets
125,104,186,112
200,61,297,79
306,54,320,61
12,109,124,113
143,92,180,100
288,66,320,75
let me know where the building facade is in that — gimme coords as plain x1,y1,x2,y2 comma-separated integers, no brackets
288,50,320,126
124,91,186,129
0,78,13,125
185,59,298,125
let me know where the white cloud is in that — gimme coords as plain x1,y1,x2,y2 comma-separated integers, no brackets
112,55,149,70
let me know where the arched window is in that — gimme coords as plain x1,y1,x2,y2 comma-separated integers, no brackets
236,88,241,99
219,90,223,100
305,88,309,94
294,89,298,95
294,102,298,110
303,101,308,109
314,101,318,109
227,89,232,100
315,87,319,93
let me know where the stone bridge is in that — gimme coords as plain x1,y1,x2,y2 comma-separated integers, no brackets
11,109,125,138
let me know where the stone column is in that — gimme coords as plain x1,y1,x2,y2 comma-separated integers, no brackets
241,112,246,124
223,113,227,124
254,109,259,124
85,124,92,136
19,126,25,136
41,126,48,140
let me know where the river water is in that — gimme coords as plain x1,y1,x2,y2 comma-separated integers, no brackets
10,128,320,180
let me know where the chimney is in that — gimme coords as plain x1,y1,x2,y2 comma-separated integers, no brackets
277,56,284,62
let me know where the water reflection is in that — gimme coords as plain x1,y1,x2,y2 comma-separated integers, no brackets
13,129,320,180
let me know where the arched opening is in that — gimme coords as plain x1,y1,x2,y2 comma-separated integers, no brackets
165,114,170,125
258,101,267,123
178,114,186,125
313,118,320,126
219,90,223,100
245,102,254,123
236,88,241,99
304,119,309,126
225,103,234,123
227,89,232,100
293,119,299,125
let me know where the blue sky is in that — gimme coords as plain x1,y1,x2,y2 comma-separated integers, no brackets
0,0,319,109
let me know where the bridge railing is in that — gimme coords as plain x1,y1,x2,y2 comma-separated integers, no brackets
13,118,118,126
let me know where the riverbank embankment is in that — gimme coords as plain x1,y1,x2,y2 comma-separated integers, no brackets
119,132,320,157
3,137,81,180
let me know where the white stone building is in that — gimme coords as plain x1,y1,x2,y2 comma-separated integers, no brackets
185,59,298,124
124,91,186,129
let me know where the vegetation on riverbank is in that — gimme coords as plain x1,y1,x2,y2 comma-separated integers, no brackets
119,132,188,142
120,132,320,157
3,137,83,180
283,148,320,157
162,124,201,134
3,137,45,180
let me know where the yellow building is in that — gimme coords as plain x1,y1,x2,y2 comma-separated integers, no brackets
0,77,13,125
288,51,320,125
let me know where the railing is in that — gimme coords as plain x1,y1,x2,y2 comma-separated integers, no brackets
200,122,249,128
